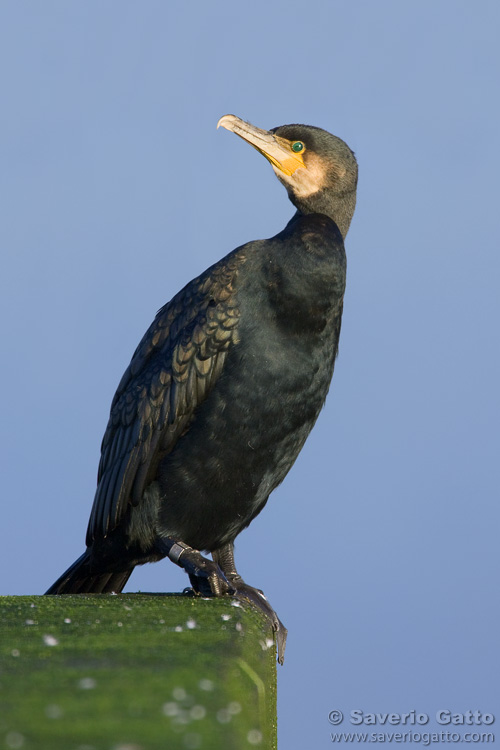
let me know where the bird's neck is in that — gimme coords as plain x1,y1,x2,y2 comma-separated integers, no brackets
289,188,356,240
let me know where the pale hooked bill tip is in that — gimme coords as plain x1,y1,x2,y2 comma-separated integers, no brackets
217,114,239,130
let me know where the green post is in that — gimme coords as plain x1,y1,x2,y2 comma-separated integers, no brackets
0,595,277,749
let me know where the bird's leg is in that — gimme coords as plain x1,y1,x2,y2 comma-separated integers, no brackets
156,538,235,597
212,542,288,665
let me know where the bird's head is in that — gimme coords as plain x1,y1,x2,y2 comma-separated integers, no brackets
217,114,358,238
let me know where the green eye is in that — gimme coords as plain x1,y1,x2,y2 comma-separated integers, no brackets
291,141,304,153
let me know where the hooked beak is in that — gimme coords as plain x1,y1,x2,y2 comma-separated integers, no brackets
217,114,306,177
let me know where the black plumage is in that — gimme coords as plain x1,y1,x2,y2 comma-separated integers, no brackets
46,115,358,663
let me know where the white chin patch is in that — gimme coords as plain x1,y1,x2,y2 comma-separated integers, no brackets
273,152,330,198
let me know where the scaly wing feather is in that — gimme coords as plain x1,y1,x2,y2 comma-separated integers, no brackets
86,253,244,544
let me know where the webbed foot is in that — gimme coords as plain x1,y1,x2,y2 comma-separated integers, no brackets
157,538,235,597
159,537,287,662
212,542,288,664
231,578,288,664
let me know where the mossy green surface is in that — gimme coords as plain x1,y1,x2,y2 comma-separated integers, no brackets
0,595,277,750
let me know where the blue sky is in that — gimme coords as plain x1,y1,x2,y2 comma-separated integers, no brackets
1,2,499,748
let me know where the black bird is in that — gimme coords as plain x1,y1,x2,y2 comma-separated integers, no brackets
46,114,358,663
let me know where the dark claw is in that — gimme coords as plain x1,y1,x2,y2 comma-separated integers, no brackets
185,558,235,597
231,581,288,664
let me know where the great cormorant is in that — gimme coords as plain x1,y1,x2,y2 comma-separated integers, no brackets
46,114,358,663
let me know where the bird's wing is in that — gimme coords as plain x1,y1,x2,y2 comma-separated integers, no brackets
86,253,243,544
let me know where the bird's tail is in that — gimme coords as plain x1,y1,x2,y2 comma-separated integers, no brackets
45,550,133,595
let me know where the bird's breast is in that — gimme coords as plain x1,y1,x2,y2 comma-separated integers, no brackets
154,220,346,550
